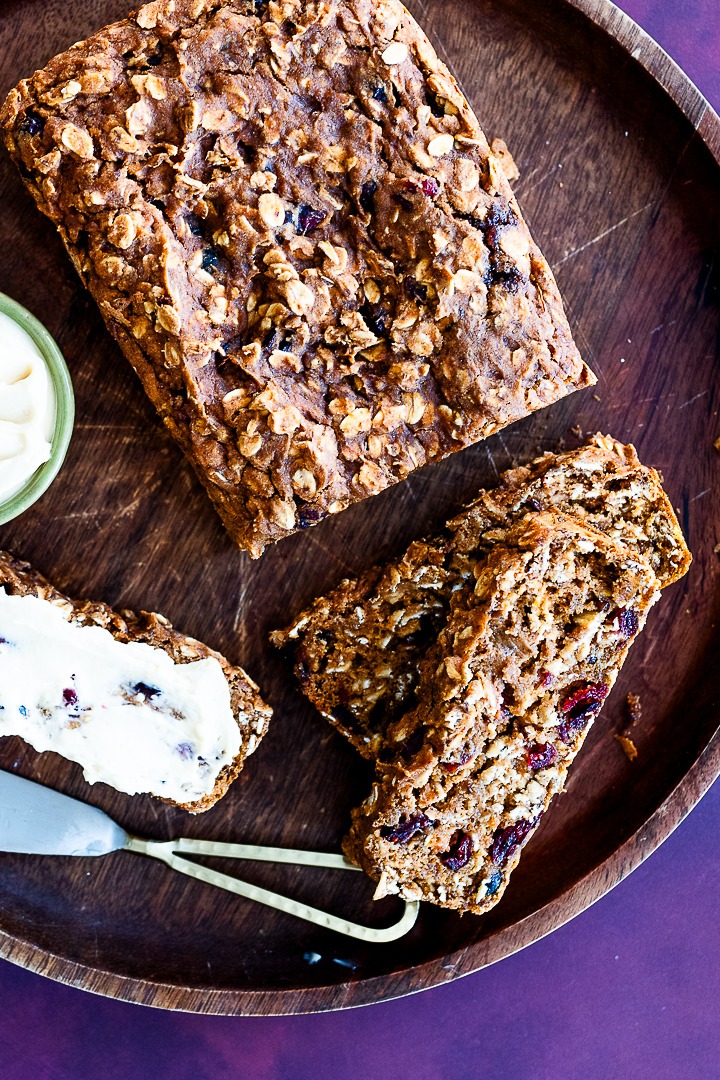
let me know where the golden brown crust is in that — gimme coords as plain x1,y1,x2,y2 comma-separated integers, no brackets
0,550,271,812
0,0,592,556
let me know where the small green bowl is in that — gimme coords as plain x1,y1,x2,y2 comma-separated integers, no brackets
0,292,74,526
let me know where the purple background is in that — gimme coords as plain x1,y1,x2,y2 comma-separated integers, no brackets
1,2,719,1077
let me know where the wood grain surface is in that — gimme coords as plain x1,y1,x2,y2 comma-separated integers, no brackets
0,0,717,1015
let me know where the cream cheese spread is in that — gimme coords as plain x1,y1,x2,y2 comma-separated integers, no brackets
0,311,55,502
0,590,241,803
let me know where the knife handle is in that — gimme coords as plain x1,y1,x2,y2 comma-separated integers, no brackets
124,836,419,944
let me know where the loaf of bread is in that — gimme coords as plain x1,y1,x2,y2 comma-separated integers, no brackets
0,0,593,557
0,551,271,812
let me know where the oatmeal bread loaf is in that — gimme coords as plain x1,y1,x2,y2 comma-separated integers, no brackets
0,551,271,812
342,512,660,913
1,0,593,557
273,435,690,757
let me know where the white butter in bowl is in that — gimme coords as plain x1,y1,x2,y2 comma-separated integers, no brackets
0,590,241,803
0,310,55,502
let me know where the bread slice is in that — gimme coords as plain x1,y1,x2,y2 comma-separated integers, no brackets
342,511,660,913
0,0,593,557
273,435,690,758
0,551,271,812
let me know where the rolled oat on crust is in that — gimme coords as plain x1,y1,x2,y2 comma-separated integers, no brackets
0,551,271,812
272,434,690,758
1,0,593,556
342,511,660,913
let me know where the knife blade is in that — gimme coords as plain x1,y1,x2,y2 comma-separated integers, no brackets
0,770,127,856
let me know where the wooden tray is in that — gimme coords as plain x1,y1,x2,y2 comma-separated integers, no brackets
0,0,718,1016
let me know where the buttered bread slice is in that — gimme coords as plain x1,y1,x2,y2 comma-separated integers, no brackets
0,551,271,812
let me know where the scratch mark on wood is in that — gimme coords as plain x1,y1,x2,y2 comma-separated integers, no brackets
650,320,677,335
515,133,596,197
678,390,709,409
46,509,104,522
483,442,501,483
495,431,513,467
552,201,655,268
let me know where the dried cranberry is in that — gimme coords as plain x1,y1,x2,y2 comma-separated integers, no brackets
404,278,428,303
484,262,525,293
398,725,426,762
202,248,219,272
526,741,556,770
485,225,501,250
360,180,378,213
561,682,609,718
186,213,205,236
360,301,388,336
558,682,609,742
442,750,472,773
62,688,78,708
381,812,431,845
538,669,554,688
490,818,534,866
372,85,389,104
613,607,639,638
296,501,325,529
557,716,585,743
441,832,473,870
133,682,161,701
297,205,325,235
421,177,440,197
484,201,518,231
19,110,44,136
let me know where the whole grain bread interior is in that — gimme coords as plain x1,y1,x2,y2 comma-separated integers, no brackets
343,511,660,913
273,435,690,758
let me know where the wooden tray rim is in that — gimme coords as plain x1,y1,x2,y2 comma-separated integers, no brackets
0,0,718,1015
